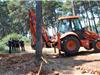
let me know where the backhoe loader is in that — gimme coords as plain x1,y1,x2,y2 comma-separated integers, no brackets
29,9,100,55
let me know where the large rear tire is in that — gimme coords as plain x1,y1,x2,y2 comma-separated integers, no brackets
63,36,80,56
93,40,100,52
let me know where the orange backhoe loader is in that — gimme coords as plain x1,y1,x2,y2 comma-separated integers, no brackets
29,9,100,55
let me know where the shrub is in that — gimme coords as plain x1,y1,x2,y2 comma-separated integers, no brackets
0,44,6,50
0,33,30,52
1,33,30,44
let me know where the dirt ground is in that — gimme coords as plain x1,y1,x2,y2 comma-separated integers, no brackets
0,46,100,75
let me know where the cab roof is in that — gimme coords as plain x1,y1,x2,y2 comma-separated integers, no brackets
58,16,80,20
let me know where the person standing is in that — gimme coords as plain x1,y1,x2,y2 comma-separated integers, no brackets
8,39,12,53
20,40,25,51
15,39,20,52
12,39,15,51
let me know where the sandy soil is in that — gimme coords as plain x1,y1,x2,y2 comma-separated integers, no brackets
0,46,100,75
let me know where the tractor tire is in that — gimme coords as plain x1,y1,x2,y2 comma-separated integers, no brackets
84,43,93,50
63,36,80,56
93,40,100,51
85,47,92,50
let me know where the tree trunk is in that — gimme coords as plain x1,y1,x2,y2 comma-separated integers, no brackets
71,0,75,16
83,1,92,31
95,2,100,26
89,1,98,34
71,0,77,16
81,13,86,25
35,1,43,66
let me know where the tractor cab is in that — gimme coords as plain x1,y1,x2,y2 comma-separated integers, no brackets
57,16,86,40
58,16,99,40
58,16,83,35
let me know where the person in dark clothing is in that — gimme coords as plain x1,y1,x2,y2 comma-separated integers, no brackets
8,39,12,53
20,40,25,51
15,40,20,52
12,39,15,50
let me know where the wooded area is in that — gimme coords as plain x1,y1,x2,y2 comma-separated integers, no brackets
0,0,100,39
0,0,100,75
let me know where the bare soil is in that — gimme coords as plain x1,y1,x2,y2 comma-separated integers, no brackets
0,46,100,75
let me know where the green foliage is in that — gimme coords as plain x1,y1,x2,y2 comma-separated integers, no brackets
97,23,100,27
0,0,34,39
0,40,7,53
0,44,6,50
0,33,30,53
1,33,30,44
0,1,12,38
42,1,63,27
0,0,100,41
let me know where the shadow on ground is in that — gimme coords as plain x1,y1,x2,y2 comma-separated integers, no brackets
0,48,100,75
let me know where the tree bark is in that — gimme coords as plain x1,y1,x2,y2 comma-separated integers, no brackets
71,0,75,16
71,0,77,16
89,1,98,34
83,1,92,31
81,13,86,25
35,1,43,66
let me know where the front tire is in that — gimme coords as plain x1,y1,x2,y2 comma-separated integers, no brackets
63,36,80,56
93,40,100,51
84,42,93,50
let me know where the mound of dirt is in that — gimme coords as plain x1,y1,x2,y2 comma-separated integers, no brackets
75,61,100,75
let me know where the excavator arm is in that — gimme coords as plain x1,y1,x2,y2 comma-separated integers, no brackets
29,9,36,46
29,9,50,47
29,9,61,51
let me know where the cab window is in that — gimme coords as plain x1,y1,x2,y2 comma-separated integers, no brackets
58,20,72,34
71,19,82,30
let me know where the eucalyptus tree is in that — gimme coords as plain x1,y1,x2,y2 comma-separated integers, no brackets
34,0,43,65
42,1,63,27
0,1,11,38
